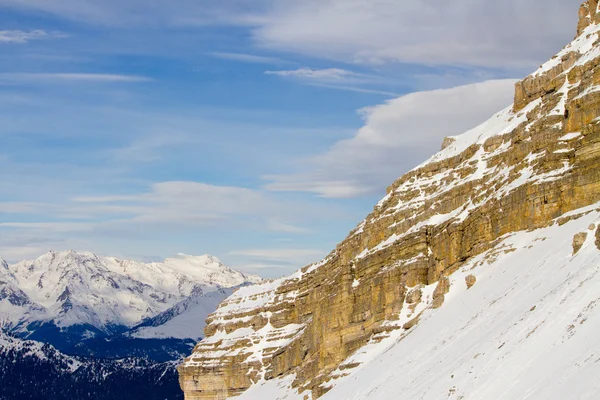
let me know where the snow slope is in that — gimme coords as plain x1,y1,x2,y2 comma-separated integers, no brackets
236,204,600,400
130,287,236,340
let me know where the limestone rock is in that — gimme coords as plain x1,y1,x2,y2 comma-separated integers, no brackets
433,276,450,298
402,313,421,330
178,3,600,399
573,232,588,254
406,287,422,304
465,275,477,289
441,137,456,150
431,294,445,309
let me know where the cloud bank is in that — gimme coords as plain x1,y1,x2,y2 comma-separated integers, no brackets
264,79,517,198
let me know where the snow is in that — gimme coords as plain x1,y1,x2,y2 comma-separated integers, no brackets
235,203,600,400
533,20,600,77
559,132,583,141
0,250,261,337
130,289,234,340
419,98,541,168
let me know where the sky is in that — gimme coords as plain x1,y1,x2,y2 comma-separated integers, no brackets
0,0,582,277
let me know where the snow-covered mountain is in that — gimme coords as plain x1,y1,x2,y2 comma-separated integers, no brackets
0,250,260,350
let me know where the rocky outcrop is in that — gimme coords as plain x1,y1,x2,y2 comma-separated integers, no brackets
573,232,588,254
406,287,422,304
179,2,600,399
465,274,477,289
596,225,600,249
431,276,450,309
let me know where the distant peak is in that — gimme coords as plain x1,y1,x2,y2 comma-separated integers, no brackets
172,253,223,264
35,249,99,265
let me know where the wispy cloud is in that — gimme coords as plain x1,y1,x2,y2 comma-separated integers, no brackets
267,219,312,234
308,83,399,97
266,67,364,82
209,51,288,64
0,30,67,44
265,67,396,95
0,73,152,83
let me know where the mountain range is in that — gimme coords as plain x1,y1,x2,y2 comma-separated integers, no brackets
0,251,261,399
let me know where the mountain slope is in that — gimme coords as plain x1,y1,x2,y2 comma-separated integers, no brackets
179,2,600,399
237,207,600,399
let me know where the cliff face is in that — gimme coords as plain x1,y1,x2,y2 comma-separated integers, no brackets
178,2,600,399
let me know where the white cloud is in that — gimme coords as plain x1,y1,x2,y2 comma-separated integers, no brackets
0,73,152,83
266,68,363,81
264,79,517,198
266,67,397,96
0,1,581,72
252,0,581,70
1,181,338,234
0,30,66,44
209,52,287,64
267,220,312,234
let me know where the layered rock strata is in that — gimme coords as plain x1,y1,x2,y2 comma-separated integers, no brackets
179,2,600,399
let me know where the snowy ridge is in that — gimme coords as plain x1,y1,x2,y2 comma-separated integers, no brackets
235,203,600,400
0,250,261,338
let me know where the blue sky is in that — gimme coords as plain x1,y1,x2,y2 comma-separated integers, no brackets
0,0,581,277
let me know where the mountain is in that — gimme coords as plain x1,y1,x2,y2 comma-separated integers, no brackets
178,2,600,399
0,332,182,400
129,286,238,340
0,251,261,399
0,250,260,357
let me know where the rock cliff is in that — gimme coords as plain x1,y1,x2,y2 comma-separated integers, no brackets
179,2,600,399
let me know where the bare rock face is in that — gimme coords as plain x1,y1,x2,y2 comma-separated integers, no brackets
573,232,588,254
465,275,477,289
179,2,600,399
441,137,456,150
596,225,600,249
431,277,450,309
406,287,423,304
402,313,422,330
